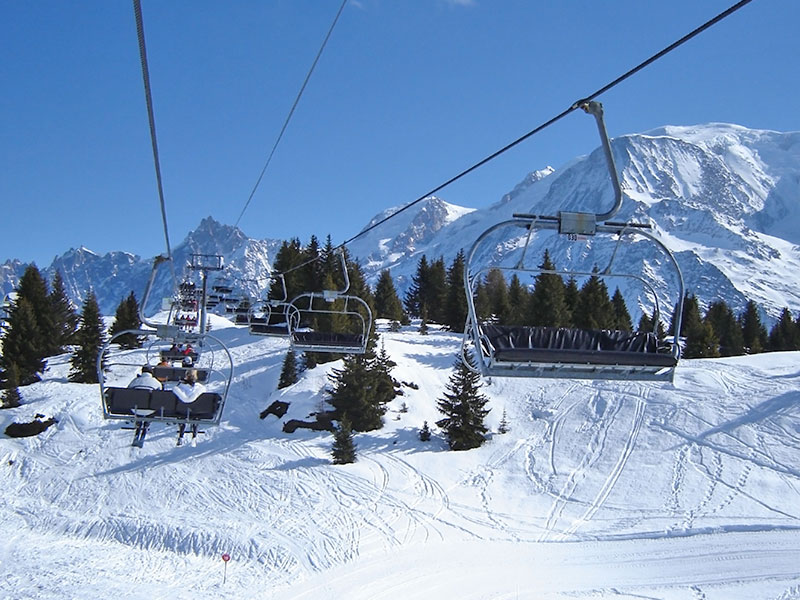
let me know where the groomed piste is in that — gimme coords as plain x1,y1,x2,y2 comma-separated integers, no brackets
2,315,800,599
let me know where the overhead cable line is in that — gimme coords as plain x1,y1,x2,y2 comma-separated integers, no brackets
132,0,177,287
274,0,755,279
336,0,755,249
233,0,349,230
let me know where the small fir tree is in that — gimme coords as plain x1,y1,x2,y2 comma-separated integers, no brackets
419,316,429,335
419,421,432,442
69,291,106,383
498,408,510,434
436,353,490,451
278,350,298,388
1,363,22,409
331,416,357,464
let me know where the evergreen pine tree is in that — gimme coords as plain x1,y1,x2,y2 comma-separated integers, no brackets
108,291,142,349
574,272,614,330
0,298,46,385
419,421,432,442
498,408,510,434
278,350,298,389
15,265,57,355
404,256,429,318
331,415,357,464
436,353,490,451
374,269,406,322
419,315,429,335
484,269,510,323
563,276,580,327
443,251,468,331
1,363,22,408
473,280,492,322
425,257,448,324
69,291,106,384
326,333,397,432
739,300,768,354
527,250,568,327
271,238,306,300
49,271,78,351
704,300,745,356
677,294,719,358
610,288,633,332
637,310,653,333
506,274,529,326
768,307,800,351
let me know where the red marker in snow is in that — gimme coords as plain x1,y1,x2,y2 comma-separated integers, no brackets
222,553,231,583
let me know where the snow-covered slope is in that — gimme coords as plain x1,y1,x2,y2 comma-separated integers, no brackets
2,319,800,599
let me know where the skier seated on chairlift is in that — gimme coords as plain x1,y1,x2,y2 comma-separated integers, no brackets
173,369,205,404
127,365,163,391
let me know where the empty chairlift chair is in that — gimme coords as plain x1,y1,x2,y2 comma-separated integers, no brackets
249,274,293,338
462,101,684,382
287,249,372,354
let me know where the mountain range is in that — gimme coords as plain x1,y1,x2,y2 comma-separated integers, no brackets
2,122,799,322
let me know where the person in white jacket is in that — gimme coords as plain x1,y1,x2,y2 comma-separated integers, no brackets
127,366,162,391
173,369,205,404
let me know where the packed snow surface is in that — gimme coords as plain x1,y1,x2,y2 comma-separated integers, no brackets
2,317,800,599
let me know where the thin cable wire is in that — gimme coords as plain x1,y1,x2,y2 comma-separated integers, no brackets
133,0,177,287
337,0,755,251
233,0,348,229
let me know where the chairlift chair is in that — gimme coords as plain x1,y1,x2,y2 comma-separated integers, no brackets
98,255,234,446
462,102,684,382
249,274,294,338
286,249,373,354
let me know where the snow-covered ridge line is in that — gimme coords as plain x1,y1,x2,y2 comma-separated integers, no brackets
3,123,800,321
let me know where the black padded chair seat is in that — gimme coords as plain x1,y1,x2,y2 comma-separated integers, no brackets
174,393,221,420
104,388,221,422
483,324,676,367
250,323,289,336
292,331,364,347
105,388,151,415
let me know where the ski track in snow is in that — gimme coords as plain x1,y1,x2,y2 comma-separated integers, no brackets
4,328,800,598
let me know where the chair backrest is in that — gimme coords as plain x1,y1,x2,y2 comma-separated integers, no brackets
172,392,220,420
149,390,178,417
106,387,151,415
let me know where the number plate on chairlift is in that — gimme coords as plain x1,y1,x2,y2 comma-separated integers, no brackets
559,212,596,236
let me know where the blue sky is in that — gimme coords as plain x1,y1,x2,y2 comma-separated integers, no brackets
2,0,798,267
